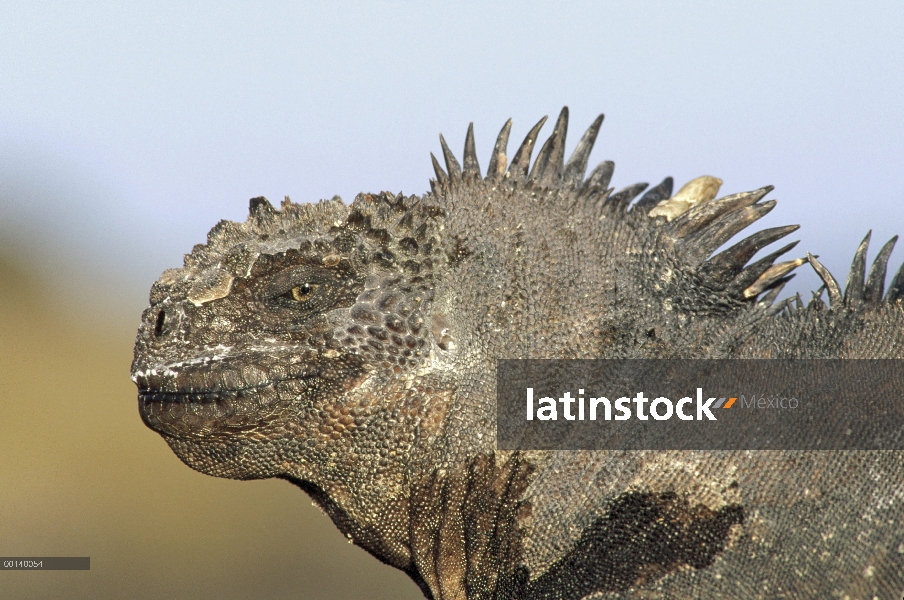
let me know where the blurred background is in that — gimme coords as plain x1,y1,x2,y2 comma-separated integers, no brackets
1,1,902,598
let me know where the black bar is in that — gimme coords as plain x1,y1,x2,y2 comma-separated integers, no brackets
1,557,90,570
497,359,904,450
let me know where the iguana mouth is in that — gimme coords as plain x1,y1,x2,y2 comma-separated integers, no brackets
137,374,318,437
133,349,369,438
138,384,272,404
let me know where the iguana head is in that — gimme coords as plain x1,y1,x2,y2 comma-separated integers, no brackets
131,190,457,483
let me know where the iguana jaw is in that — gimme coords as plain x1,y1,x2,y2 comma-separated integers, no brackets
132,346,368,439
137,382,290,438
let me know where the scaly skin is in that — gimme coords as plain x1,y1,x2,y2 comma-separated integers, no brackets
132,108,904,599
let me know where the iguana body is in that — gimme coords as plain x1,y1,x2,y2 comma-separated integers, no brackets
132,109,904,599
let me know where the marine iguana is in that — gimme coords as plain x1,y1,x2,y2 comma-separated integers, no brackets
132,108,904,599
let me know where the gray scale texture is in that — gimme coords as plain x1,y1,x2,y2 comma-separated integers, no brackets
132,107,904,599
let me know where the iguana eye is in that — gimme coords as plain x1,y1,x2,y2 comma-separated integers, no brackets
254,259,363,326
290,282,319,302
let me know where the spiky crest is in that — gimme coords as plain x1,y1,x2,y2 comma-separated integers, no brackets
807,232,904,309
428,108,904,315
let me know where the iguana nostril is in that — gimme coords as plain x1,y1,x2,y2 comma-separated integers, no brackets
153,310,166,337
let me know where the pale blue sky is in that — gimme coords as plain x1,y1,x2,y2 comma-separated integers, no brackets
2,1,903,314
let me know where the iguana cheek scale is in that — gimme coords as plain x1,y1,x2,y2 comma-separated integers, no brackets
132,108,904,599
